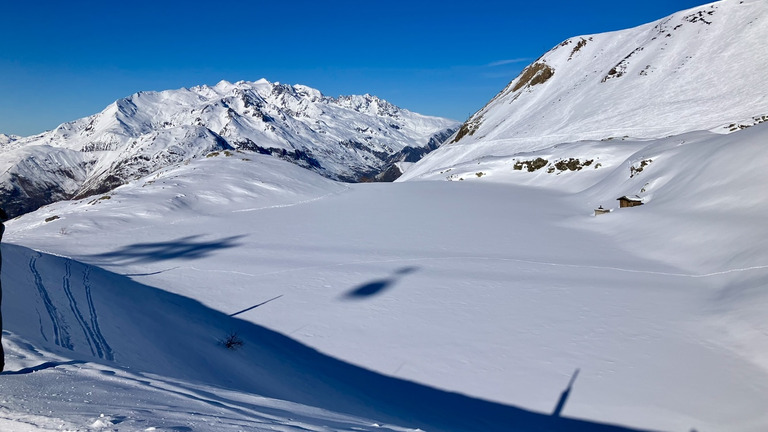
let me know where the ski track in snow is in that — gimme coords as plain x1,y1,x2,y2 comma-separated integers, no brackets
35,310,47,343
230,186,352,214
29,253,72,350
62,258,97,357
83,265,114,361
105,373,292,428
182,254,768,281
61,259,114,360
27,253,113,360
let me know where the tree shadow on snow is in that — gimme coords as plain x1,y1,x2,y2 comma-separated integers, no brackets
3,244,661,432
87,234,245,264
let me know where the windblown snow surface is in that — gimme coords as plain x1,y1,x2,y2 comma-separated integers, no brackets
2,120,768,431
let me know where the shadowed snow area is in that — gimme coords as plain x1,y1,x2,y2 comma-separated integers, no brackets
1,244,653,432
3,123,768,431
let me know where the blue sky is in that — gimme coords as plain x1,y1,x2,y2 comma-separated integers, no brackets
1,0,711,136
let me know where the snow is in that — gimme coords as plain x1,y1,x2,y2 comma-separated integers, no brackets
1,120,767,431
0,78,458,217
1,1,767,431
401,0,768,181
0,134,20,146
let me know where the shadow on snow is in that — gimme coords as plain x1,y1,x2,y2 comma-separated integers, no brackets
87,235,245,264
2,244,659,432
342,267,419,299
2,360,86,375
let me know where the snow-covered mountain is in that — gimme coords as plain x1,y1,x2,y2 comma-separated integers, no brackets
401,0,768,180
0,79,458,217
0,133,20,146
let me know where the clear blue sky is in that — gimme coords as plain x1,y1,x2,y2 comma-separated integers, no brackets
0,0,711,136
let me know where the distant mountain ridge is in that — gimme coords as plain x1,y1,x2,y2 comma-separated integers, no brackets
0,79,458,217
402,0,768,180
0,134,20,146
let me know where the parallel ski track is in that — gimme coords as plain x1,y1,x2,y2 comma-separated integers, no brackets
29,253,72,349
28,253,113,360
83,265,114,360
62,259,98,357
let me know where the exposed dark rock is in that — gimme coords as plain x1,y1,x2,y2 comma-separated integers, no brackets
512,62,555,92
514,158,550,172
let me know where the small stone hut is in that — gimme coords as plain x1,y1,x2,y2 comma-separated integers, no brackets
617,195,644,208
594,206,611,216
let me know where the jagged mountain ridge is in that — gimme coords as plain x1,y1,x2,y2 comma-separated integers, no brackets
402,0,768,180
0,79,458,217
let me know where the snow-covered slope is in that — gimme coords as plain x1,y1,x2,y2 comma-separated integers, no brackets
2,123,768,431
0,79,458,217
402,0,768,180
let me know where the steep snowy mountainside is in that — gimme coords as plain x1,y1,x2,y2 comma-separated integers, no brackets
0,79,458,217
0,144,93,216
402,0,768,180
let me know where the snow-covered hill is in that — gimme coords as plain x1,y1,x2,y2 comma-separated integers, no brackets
0,79,458,217
401,0,768,180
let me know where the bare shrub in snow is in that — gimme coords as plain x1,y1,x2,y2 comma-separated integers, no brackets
221,331,244,350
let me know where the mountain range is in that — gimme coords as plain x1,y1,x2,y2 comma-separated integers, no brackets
0,79,457,217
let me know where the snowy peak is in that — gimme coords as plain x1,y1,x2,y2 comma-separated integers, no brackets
458,0,765,146
0,133,20,146
403,0,768,180
334,93,400,117
0,79,458,217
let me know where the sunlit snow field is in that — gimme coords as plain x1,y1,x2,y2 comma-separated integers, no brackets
2,125,768,431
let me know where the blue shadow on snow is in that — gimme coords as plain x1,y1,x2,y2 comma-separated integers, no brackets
342,266,419,299
87,235,245,264
3,244,662,432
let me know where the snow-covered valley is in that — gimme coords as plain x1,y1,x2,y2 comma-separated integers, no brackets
2,121,768,431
